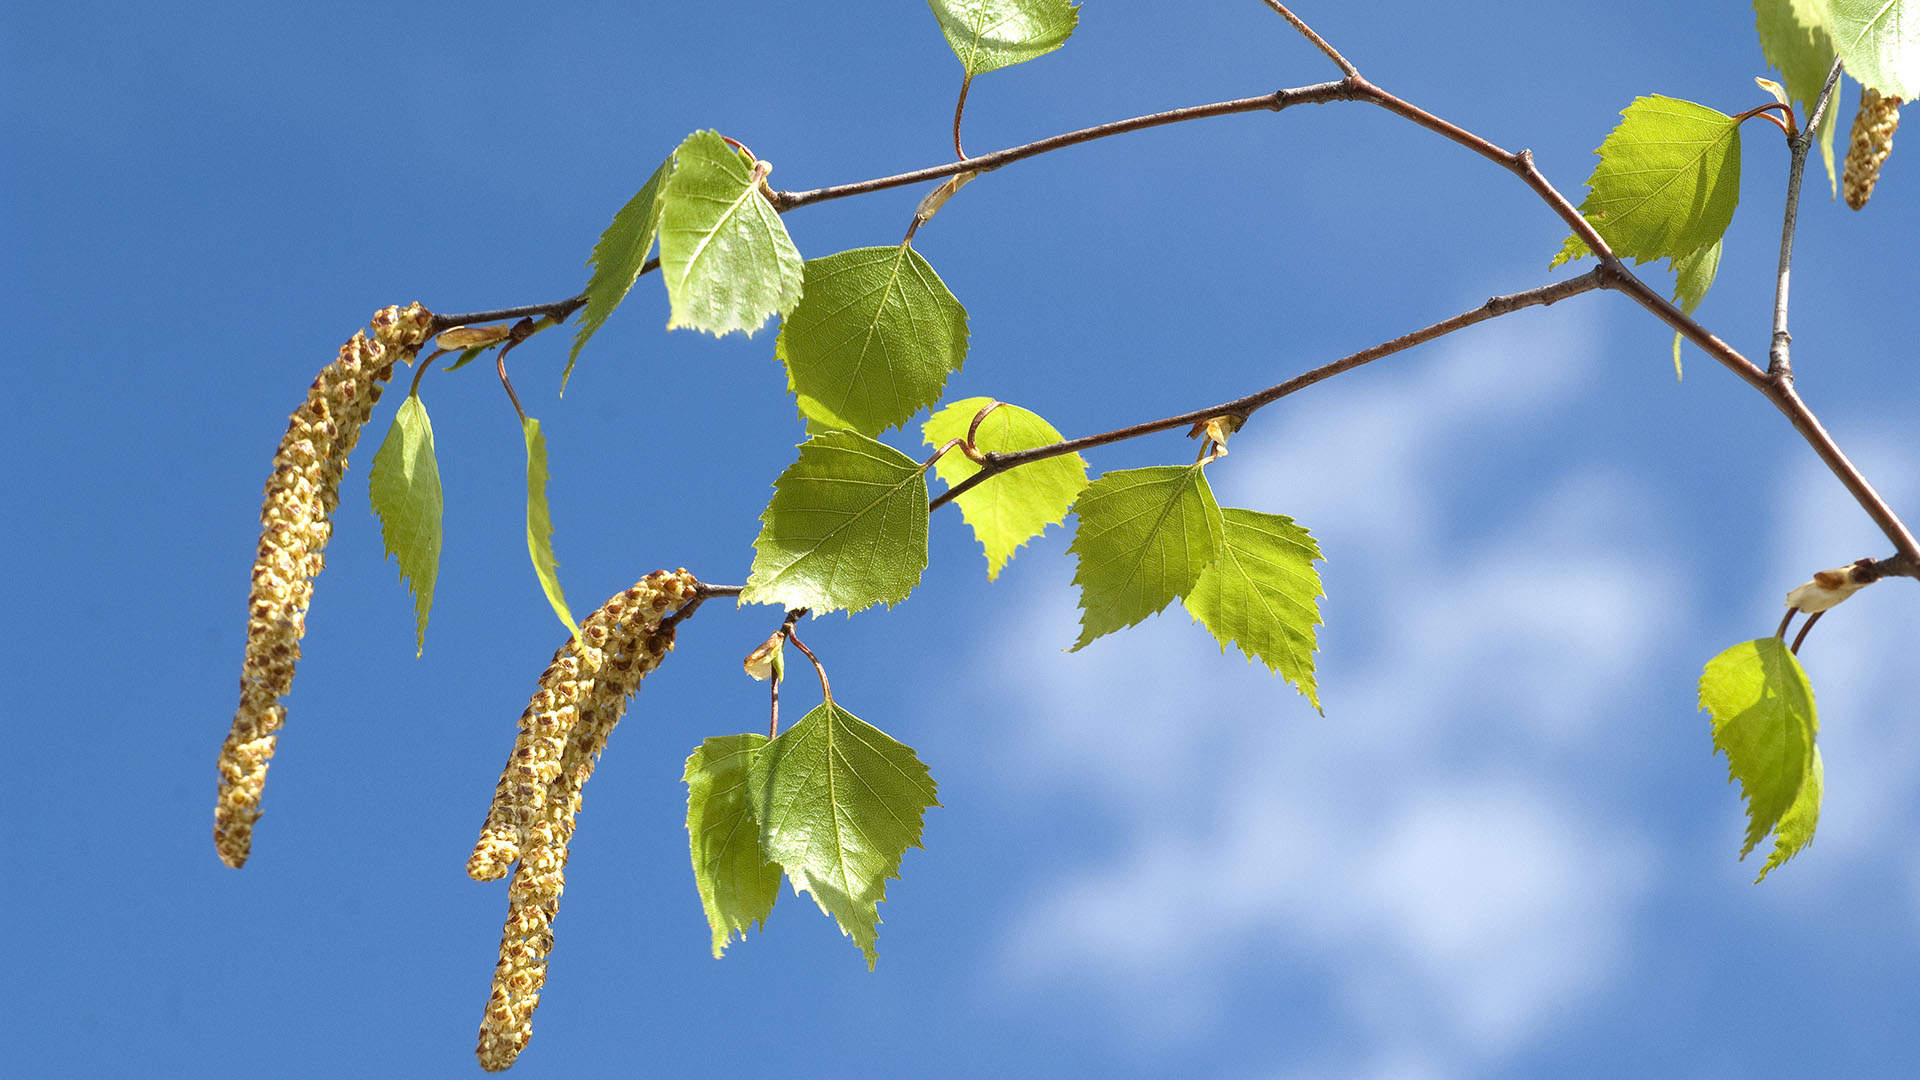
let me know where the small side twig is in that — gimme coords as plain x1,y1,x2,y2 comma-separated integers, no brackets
1768,58,1847,381
1257,0,1359,77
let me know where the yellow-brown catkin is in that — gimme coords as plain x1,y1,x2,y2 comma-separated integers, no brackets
1844,88,1902,210
214,303,434,869
474,570,698,1073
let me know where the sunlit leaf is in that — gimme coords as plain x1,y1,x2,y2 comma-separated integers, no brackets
741,431,931,614
1830,0,1920,98
747,701,938,969
778,244,969,436
1550,96,1742,271
925,0,1080,76
1699,637,1822,881
367,394,443,656
568,157,673,390
684,734,782,958
1068,463,1225,651
922,397,1085,580
1183,508,1325,712
658,130,804,337
1755,0,1842,192
1668,237,1723,376
523,416,581,642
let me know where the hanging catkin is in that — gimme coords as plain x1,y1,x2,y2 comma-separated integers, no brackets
1844,88,1901,210
474,569,699,1072
214,303,434,869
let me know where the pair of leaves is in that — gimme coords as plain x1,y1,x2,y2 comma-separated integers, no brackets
571,130,805,381
1700,637,1822,881
778,245,970,436
683,704,939,966
1069,464,1325,711
369,400,582,648
926,0,1080,76
1549,95,1742,373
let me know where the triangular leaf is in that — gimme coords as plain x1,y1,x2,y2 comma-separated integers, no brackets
567,156,674,391
741,431,931,614
1699,637,1822,881
923,397,1087,580
925,0,1080,77
368,394,443,656
684,734,782,958
1829,0,1920,98
1549,96,1742,270
658,130,804,337
1755,0,1842,193
522,415,582,642
747,701,939,969
1182,507,1325,712
1068,463,1226,651
778,245,970,436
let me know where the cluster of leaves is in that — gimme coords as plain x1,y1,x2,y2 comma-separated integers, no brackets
1551,0,1917,372
353,4,1920,989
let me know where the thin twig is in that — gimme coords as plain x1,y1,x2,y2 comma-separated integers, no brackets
930,270,1607,511
1769,59,1847,381
770,83,1355,211
1257,0,1359,77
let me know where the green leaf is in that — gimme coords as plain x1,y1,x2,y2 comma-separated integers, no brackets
1667,237,1723,377
1830,0,1920,98
444,345,487,373
926,0,1080,76
777,245,970,436
658,130,804,337
522,415,582,642
747,701,938,969
367,394,443,656
684,734,782,958
922,396,1086,580
1755,0,1842,193
1699,637,1823,881
1182,508,1325,712
1549,96,1742,271
741,431,931,614
567,157,674,391
1068,464,1226,651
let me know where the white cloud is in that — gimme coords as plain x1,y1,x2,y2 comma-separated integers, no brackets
970,312,1672,1075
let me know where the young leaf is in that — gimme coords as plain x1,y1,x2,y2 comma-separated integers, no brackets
1182,508,1325,712
1549,96,1742,272
684,734,782,958
658,130,804,337
922,396,1087,580
926,0,1080,77
1667,237,1723,376
1068,463,1226,651
367,394,443,656
1828,0,1919,98
747,701,939,969
1754,0,1842,192
522,416,582,642
777,245,969,436
740,431,931,614
567,156,674,391
1699,637,1822,881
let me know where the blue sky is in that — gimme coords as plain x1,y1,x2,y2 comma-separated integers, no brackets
7,2,1920,1077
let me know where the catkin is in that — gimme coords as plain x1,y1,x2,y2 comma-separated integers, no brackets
1844,87,1901,210
475,570,698,1073
214,303,434,869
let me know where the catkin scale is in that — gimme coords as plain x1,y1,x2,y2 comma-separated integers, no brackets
214,303,434,869
1844,87,1901,210
474,570,698,1073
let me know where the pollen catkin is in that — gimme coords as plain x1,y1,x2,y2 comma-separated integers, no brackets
474,569,698,1073
214,303,434,869
1844,87,1901,210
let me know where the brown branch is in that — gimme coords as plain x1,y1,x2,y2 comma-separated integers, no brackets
930,269,1607,511
1257,0,1359,77
769,82,1357,212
